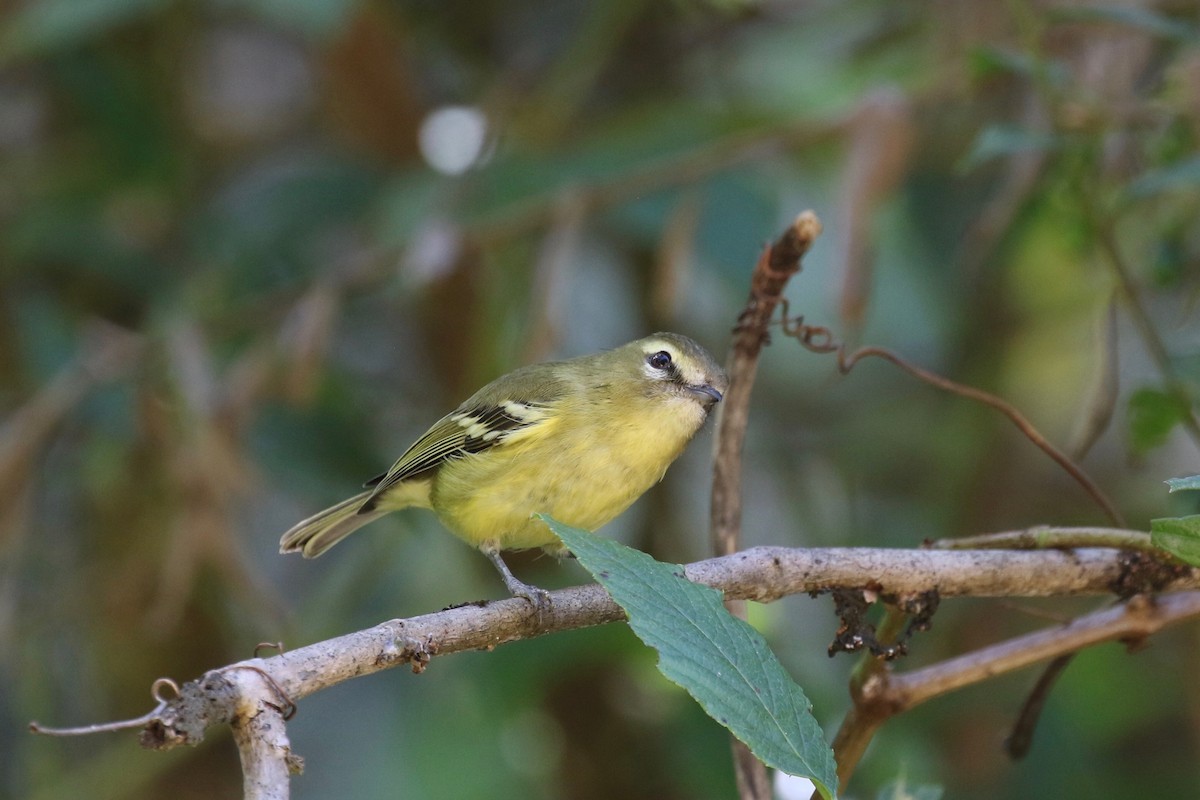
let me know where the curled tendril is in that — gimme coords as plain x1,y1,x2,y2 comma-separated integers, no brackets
253,641,286,658
774,301,1125,528
30,677,181,736
219,665,297,721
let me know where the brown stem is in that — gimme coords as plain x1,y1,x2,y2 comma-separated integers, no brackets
712,212,823,558
830,591,1200,791
1089,206,1200,451
712,212,824,799
930,526,1153,553
785,322,1126,528
1068,297,1119,460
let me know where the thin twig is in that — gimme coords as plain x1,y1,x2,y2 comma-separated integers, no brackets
713,212,823,558
1068,297,1120,460
712,212,823,800
1005,653,1075,759
784,322,1126,528
829,592,1200,792
31,678,178,737
1088,201,1200,451
930,526,1154,553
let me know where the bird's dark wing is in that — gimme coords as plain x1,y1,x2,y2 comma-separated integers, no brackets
359,365,568,510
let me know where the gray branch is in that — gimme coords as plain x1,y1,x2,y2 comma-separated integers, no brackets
30,540,1198,798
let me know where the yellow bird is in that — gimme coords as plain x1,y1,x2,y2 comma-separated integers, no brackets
280,332,728,606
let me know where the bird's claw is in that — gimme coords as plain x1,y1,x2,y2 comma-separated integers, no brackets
507,579,552,619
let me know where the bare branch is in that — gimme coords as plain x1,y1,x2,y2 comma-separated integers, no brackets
1068,297,1120,460
930,526,1156,553
785,324,1126,528
713,212,823,559
1088,203,1200,450
830,591,1200,793
224,666,302,800
713,212,823,800
27,540,1193,762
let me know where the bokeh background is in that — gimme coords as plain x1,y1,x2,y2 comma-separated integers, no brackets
4,1,1200,798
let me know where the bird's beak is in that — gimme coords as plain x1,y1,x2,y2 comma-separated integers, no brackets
688,384,724,405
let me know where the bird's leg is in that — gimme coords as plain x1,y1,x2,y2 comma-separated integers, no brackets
481,543,552,614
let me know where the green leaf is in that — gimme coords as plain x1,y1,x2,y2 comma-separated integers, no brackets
1151,515,1200,566
1166,475,1200,493
958,125,1060,173
541,515,838,799
1128,388,1190,455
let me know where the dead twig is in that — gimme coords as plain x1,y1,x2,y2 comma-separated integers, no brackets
828,592,1200,792
712,211,823,800
783,318,1126,527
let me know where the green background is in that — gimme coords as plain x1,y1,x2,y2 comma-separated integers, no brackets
4,1,1200,798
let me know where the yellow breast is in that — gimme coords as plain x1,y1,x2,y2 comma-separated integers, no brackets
429,394,707,551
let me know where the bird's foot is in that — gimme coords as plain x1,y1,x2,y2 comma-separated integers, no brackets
483,545,552,618
503,574,552,617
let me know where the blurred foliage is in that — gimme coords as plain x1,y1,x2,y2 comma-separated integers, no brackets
2,0,1200,799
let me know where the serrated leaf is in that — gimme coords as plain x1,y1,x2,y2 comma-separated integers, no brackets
541,515,838,799
1151,515,1200,566
1128,388,1189,455
958,125,1060,173
1166,475,1200,493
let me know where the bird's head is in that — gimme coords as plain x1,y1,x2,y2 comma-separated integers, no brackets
631,333,728,410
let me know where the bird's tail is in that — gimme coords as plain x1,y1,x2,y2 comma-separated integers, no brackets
279,490,387,558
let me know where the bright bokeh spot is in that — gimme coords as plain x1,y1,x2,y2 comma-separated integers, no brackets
418,105,489,175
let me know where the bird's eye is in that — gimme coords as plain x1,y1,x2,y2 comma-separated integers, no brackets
647,351,673,371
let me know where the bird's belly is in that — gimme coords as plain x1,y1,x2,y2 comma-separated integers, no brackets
431,412,695,551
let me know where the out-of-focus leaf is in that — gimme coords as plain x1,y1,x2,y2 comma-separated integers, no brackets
1166,475,1200,493
0,0,170,63
1128,388,1189,455
967,47,1069,86
1126,155,1200,200
958,125,1060,172
1050,6,1198,42
542,516,839,800
1150,515,1200,566
968,47,1037,79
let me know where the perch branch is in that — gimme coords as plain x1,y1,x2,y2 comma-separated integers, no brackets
33,540,1199,766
